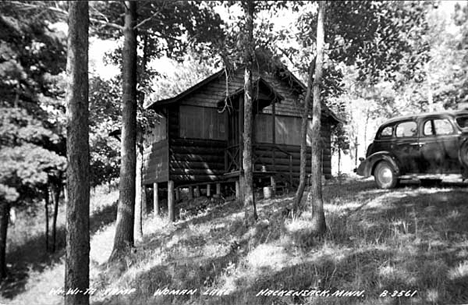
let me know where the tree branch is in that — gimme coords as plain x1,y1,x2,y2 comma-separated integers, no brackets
10,1,124,32
134,10,162,30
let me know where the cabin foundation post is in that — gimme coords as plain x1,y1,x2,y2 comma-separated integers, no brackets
153,182,159,216
206,184,211,197
188,186,194,200
235,180,240,199
175,188,180,202
168,180,175,222
215,183,221,197
270,176,276,197
194,186,200,198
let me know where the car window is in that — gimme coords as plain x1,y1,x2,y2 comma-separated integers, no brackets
433,119,454,135
395,121,417,137
378,126,393,138
423,120,433,136
456,115,468,130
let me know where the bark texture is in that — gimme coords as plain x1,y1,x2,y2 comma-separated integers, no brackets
0,201,10,279
242,0,258,225
65,2,90,304
293,59,315,214
308,1,327,235
110,1,138,261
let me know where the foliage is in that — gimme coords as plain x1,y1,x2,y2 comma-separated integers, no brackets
89,76,122,187
429,2,468,109
0,1,67,205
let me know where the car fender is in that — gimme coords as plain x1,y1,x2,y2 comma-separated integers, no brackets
359,152,400,177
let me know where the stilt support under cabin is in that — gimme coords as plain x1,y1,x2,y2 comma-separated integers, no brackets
270,176,276,197
188,186,194,200
206,184,211,197
194,186,200,198
153,182,159,216
168,180,175,222
235,180,240,199
216,183,221,198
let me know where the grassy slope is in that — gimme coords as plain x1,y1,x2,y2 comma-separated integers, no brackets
4,180,468,305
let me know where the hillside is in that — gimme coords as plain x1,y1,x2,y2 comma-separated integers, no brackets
5,179,468,305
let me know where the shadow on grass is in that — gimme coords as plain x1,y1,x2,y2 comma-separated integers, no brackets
96,181,468,305
1,200,118,299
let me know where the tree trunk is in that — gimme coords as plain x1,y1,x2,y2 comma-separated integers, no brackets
242,0,258,225
51,182,61,253
134,146,143,242
65,2,90,305
44,187,50,252
0,201,10,279
293,59,315,214
308,1,327,235
134,33,149,242
110,1,138,261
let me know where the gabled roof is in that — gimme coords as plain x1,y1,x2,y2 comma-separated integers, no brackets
146,65,342,124
147,69,225,109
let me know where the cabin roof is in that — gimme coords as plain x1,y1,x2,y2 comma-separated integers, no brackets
147,66,342,124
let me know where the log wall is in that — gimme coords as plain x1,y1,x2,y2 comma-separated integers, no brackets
142,139,169,184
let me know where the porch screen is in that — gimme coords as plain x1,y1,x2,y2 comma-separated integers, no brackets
255,114,304,145
180,105,226,140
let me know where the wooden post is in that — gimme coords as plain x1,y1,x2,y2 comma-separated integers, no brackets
216,183,221,197
188,186,194,200
270,176,276,197
153,182,159,216
235,180,240,199
168,180,174,222
206,184,211,197
175,188,180,202
194,186,200,198
142,185,147,216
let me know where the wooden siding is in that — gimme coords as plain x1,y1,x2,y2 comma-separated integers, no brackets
145,115,167,145
142,139,169,184
253,120,332,180
169,138,227,185
253,143,332,182
144,67,337,186
179,69,334,120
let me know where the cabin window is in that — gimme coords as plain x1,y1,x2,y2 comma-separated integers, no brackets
276,116,302,145
179,105,226,140
145,115,166,146
255,114,273,143
255,114,305,146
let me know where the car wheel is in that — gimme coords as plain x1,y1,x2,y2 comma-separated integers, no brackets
374,161,398,189
460,141,468,167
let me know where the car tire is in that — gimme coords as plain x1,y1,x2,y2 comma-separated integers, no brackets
374,161,398,189
460,140,468,167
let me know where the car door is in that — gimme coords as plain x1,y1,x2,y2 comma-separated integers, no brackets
392,120,421,174
419,117,459,174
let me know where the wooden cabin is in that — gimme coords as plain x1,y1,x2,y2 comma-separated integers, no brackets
143,64,340,220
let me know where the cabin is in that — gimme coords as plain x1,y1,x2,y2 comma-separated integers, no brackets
143,63,340,220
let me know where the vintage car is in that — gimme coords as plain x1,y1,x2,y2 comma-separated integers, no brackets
356,109,468,188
